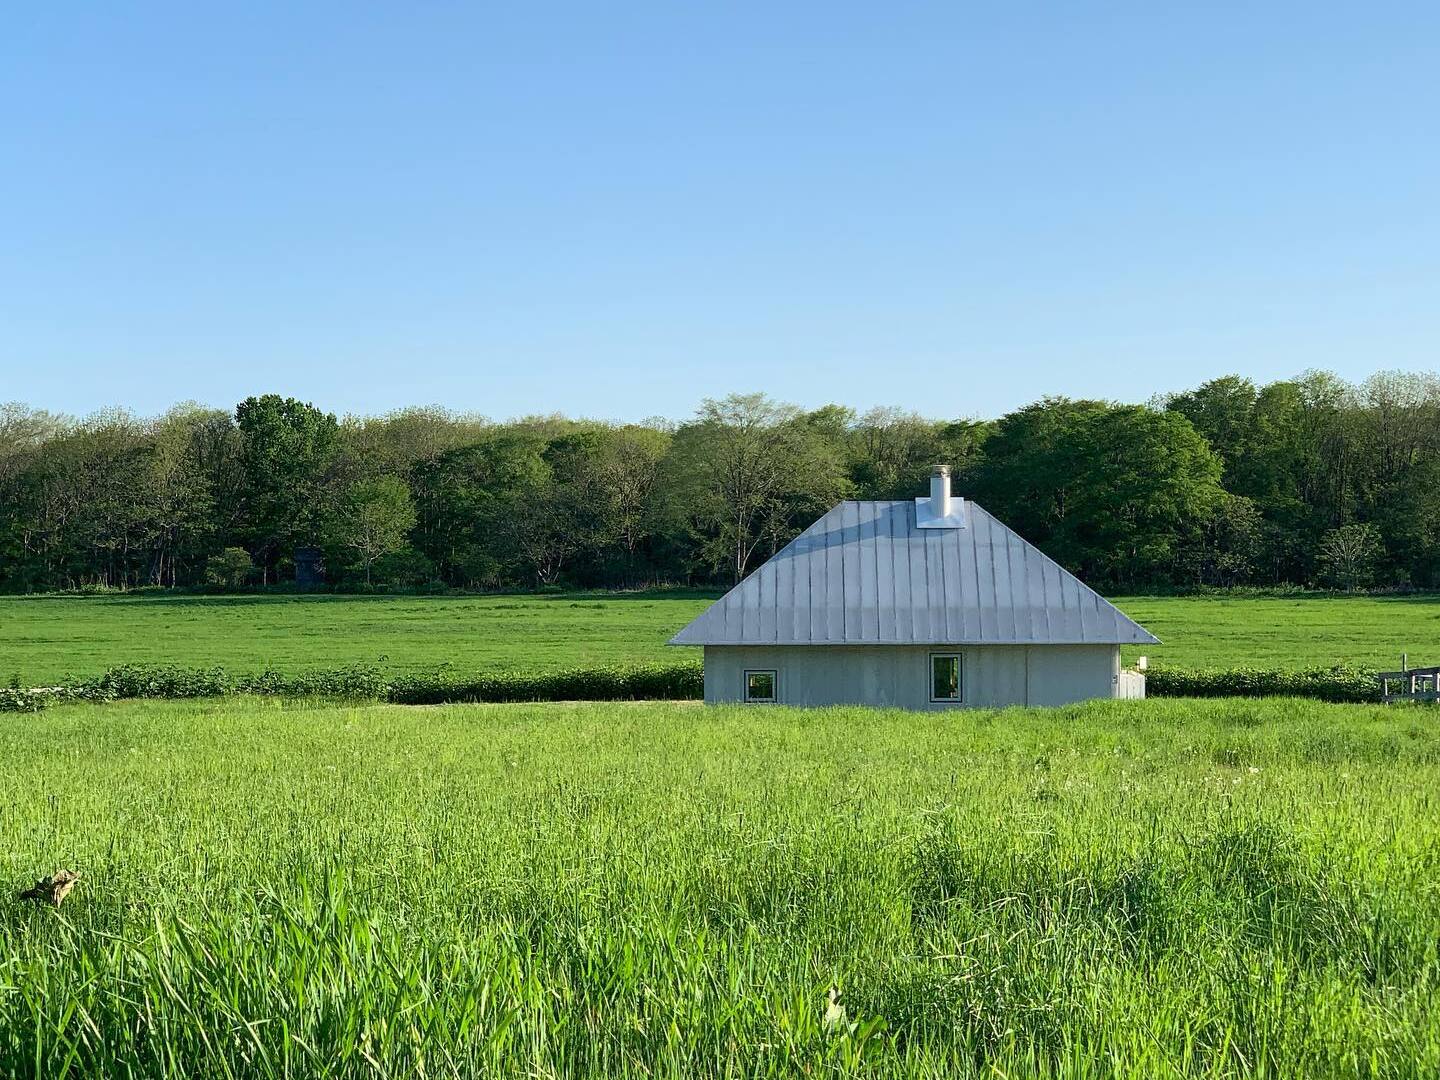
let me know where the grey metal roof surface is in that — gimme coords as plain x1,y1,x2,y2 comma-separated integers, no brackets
669,500,1159,646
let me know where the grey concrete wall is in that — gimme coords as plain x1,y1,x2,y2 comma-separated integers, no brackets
703,644,1120,709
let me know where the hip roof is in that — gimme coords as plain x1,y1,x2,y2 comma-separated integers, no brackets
669,499,1159,647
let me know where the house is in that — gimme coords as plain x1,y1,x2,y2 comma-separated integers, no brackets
670,466,1157,708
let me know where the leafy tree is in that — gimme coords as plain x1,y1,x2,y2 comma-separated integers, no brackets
848,407,989,500
411,434,550,587
973,399,1226,588
1175,493,1263,587
1351,372,1440,587
598,426,670,580
1163,375,1348,583
205,547,254,588
1161,376,1258,470
328,476,418,584
968,398,1109,550
663,394,850,583
0,411,157,588
1316,523,1383,590
143,405,232,586
235,396,339,581
528,426,670,587
337,406,491,479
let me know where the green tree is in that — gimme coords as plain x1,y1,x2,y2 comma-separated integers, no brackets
1351,372,1440,587
968,398,1109,550
527,426,670,587
7,369,1440,594
847,408,988,500
235,395,339,581
1175,493,1263,587
1316,523,1383,590
143,405,233,586
329,476,418,585
1161,375,1258,469
337,406,491,480
0,405,79,589
597,426,670,581
1163,375,1334,583
411,434,550,587
4,410,157,589
663,394,850,583
205,547,254,589
973,399,1226,588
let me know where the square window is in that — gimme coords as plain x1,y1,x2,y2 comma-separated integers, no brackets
930,653,962,702
745,670,777,703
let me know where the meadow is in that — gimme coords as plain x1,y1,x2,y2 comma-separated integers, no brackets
2,696,1438,1077
2,591,1437,684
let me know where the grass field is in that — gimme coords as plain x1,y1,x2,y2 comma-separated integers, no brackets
0,592,713,684
2,696,1438,1077
2,591,1438,683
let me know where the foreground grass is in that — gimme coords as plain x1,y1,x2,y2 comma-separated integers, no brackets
3,591,1439,683
1,697,1438,1077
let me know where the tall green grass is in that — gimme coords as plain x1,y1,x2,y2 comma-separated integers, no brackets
2,697,1438,1077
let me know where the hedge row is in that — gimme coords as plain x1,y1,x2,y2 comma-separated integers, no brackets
1145,664,1379,704
1,662,1391,712
386,664,704,705
1,662,706,713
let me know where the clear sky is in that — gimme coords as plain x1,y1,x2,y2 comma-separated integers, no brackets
3,3,1436,423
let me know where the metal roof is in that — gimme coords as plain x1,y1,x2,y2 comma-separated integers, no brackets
669,499,1159,647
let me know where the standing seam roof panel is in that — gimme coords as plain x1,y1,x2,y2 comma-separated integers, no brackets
886,502,902,642
668,499,1159,646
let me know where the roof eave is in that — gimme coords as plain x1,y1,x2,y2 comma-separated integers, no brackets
668,637,1161,647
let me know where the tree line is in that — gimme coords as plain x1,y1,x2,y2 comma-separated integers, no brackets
2,369,1437,594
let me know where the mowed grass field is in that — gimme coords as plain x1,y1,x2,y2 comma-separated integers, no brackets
2,591,1439,682
3,696,1438,1077
0,592,714,684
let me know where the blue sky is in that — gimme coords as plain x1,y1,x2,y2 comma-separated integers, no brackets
2,3,1436,422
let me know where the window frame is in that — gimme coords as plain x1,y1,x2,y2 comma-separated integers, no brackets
743,669,778,704
928,652,964,704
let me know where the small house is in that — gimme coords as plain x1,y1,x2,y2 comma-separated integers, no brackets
670,466,1156,708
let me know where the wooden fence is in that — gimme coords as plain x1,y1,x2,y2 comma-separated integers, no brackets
1377,665,1440,704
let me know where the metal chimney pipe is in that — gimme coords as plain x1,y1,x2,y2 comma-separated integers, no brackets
930,464,951,519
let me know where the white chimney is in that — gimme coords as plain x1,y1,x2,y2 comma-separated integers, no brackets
930,464,951,519
916,464,964,528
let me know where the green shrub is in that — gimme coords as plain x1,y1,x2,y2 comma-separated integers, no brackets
94,664,233,699
387,662,704,705
205,547,255,589
0,689,48,713
2,661,704,708
240,665,391,699
1147,664,1378,704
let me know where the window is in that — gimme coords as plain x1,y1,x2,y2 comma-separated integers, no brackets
744,669,777,703
930,653,962,702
